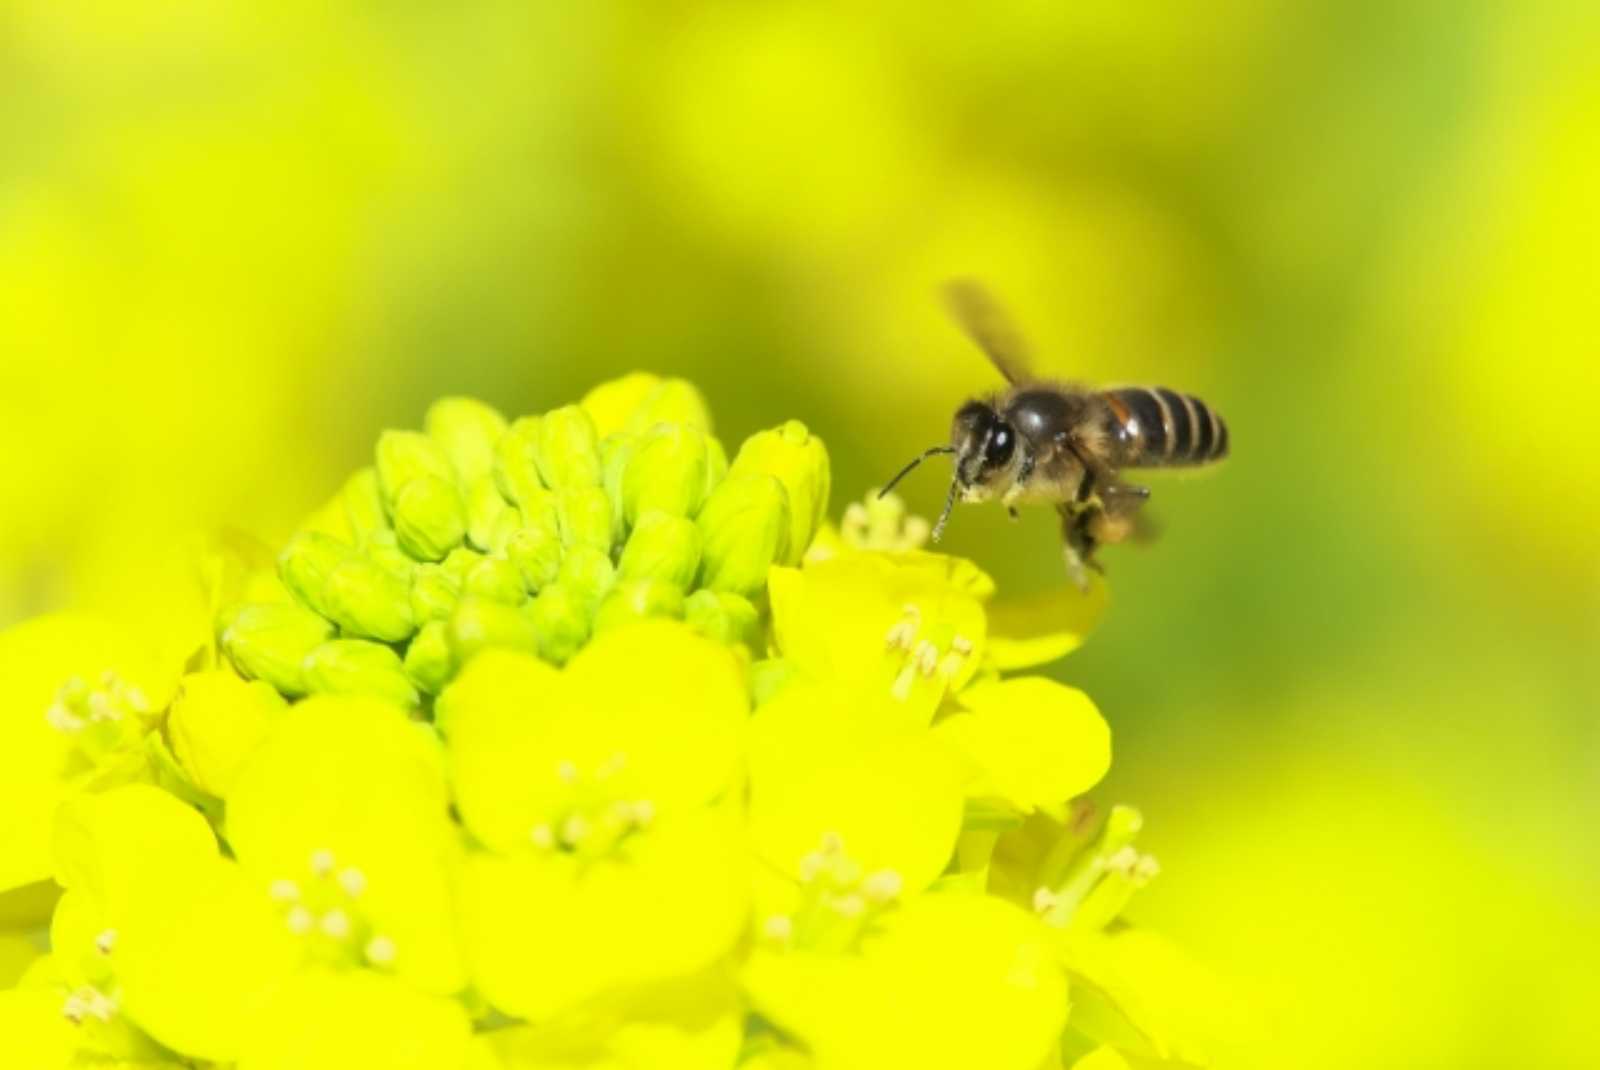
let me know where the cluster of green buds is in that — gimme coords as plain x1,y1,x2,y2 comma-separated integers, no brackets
217,374,829,708
0,374,1234,1070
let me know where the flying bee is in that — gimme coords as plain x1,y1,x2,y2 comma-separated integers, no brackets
882,280,1230,588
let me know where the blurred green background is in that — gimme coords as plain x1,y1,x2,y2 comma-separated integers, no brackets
2,2,1596,1066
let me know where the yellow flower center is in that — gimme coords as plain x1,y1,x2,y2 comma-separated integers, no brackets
270,849,398,970
762,833,904,954
527,754,656,861
882,606,974,701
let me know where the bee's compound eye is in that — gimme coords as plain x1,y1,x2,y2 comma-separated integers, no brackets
985,426,1014,467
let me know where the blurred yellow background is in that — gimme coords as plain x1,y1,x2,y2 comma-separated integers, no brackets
3,2,1596,1066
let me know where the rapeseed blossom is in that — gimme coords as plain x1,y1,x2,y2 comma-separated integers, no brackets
0,374,1228,1069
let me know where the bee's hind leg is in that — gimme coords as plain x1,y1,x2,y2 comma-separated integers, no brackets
1088,483,1152,546
1057,504,1104,591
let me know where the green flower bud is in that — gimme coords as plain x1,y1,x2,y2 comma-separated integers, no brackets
167,670,286,798
376,429,457,506
221,603,335,696
622,423,710,524
449,596,539,665
704,433,730,500
465,476,514,552
493,416,545,509
617,510,701,590
557,545,616,614
323,558,416,642
465,555,527,605
442,545,486,582
302,639,420,709
342,467,390,541
695,473,790,598
278,531,356,618
592,578,685,634
684,588,759,647
425,396,507,484
404,620,455,695
505,524,563,593
488,503,524,554
362,529,417,582
600,432,635,527
557,486,614,553
728,419,831,565
527,583,590,665
392,474,467,562
534,405,603,489
410,564,462,624
581,373,712,436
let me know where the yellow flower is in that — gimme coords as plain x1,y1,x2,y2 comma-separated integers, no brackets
439,621,749,1022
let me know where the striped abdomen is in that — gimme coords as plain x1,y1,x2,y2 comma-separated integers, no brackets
1101,387,1229,467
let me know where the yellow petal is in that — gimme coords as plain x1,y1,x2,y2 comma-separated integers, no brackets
462,807,747,1021
239,968,471,1070
51,784,218,920
1068,1047,1132,1070
746,893,1068,1070
934,678,1111,813
985,582,1108,671
0,615,167,892
748,683,965,894
0,987,75,1070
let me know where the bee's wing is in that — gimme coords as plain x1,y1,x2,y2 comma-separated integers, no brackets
942,278,1036,385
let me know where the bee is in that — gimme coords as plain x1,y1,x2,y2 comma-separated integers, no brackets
882,280,1230,587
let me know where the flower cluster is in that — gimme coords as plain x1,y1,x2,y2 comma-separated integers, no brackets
0,375,1229,1070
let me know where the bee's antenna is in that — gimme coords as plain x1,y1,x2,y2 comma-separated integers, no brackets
879,445,957,498
931,476,961,542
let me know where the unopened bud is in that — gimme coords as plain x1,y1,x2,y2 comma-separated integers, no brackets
392,475,467,562
323,558,416,642
622,423,711,524
465,477,515,552
410,564,462,624
341,468,390,542
302,640,420,710
404,620,455,695
600,433,635,526
557,486,614,553
695,473,790,598
557,545,616,615
167,670,287,798
425,397,507,484
375,430,457,506
728,420,831,565
448,597,540,665
617,511,701,590
527,584,590,664
278,532,356,618
222,603,335,696
534,405,603,490
505,524,563,593
362,530,417,583
684,589,759,647
441,546,485,583
581,373,712,436
493,416,545,510
592,579,685,633
464,556,527,605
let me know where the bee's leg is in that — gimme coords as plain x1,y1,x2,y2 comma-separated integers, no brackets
1089,483,1151,545
1057,503,1103,591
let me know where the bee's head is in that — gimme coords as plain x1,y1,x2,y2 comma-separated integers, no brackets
879,397,1018,544
950,399,1017,497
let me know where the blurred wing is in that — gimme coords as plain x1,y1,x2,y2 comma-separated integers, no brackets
942,279,1036,384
